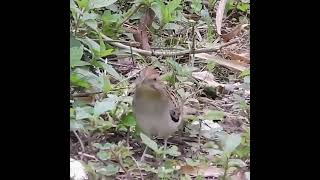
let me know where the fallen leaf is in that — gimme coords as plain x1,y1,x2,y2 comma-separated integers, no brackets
221,24,249,42
192,71,225,88
215,0,228,35
195,53,249,72
225,51,250,64
180,164,223,177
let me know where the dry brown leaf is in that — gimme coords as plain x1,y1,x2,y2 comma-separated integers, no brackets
192,71,225,88
221,24,249,42
225,51,250,64
180,164,223,177
132,8,155,51
195,53,249,72
215,0,228,35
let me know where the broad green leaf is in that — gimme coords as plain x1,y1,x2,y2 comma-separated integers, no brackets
166,145,181,157
93,142,113,150
99,34,106,52
99,62,123,81
70,35,81,48
207,60,216,71
100,49,114,57
167,58,182,75
93,96,118,116
239,69,250,78
228,159,246,167
72,68,102,90
82,12,98,21
222,133,242,154
185,158,200,167
168,0,181,15
85,19,98,30
96,164,119,176
97,151,111,160
70,72,91,88
76,0,89,9
203,110,225,121
121,112,136,127
70,120,84,131
75,106,93,120
237,3,249,12
90,0,118,9
140,133,158,152
191,0,202,13
81,37,100,52
101,75,112,93
71,46,90,67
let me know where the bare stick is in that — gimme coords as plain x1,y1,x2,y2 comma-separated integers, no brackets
71,91,103,97
78,152,98,160
129,155,144,180
73,130,85,161
110,150,131,178
94,29,238,57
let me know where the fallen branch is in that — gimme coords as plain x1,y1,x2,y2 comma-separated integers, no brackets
195,53,249,72
73,130,85,161
96,30,238,57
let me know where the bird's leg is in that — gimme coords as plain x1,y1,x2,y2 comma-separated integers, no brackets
141,146,148,161
163,138,168,159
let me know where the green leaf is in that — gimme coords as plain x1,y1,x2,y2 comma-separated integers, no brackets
75,106,93,120
71,46,90,67
140,133,158,152
81,37,100,53
120,112,136,127
70,35,81,48
167,58,183,75
222,133,242,154
203,110,225,121
237,3,249,12
72,68,102,90
228,159,247,168
185,158,200,167
93,142,113,150
239,69,250,78
76,0,89,9
70,120,84,131
89,0,118,9
96,164,119,176
99,62,123,81
70,72,91,88
101,75,112,93
207,60,216,71
97,151,111,160
191,0,202,13
100,49,114,57
93,96,118,116
85,19,98,30
93,96,117,114
166,145,181,157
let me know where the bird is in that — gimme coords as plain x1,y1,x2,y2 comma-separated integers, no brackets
132,67,183,159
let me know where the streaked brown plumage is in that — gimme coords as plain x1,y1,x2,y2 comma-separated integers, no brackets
132,67,182,158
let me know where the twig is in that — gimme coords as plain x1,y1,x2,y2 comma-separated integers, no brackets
73,130,85,161
71,91,103,97
94,29,238,57
129,155,144,180
110,150,131,178
78,152,98,160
